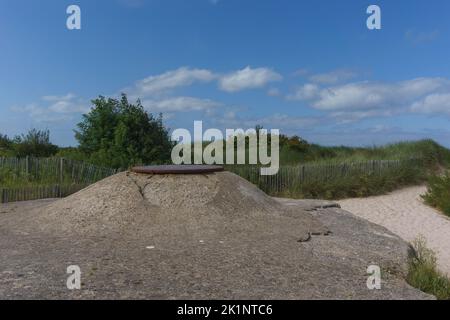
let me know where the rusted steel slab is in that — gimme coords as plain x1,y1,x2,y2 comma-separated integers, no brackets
131,165,224,174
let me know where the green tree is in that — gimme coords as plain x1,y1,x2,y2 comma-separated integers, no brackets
0,134,13,156
13,129,58,157
75,94,173,168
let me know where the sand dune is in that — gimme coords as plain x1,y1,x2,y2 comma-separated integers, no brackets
339,186,450,275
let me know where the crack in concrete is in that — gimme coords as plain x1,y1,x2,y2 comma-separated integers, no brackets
126,172,154,200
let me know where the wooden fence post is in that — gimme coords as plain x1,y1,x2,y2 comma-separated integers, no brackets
59,157,64,185
25,156,29,177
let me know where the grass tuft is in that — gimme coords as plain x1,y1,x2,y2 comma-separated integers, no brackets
422,173,450,217
407,237,450,300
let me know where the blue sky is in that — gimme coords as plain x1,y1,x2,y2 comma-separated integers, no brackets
1,0,450,147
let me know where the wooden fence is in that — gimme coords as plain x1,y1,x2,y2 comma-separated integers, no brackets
0,184,89,203
0,157,118,203
227,158,421,195
0,157,420,204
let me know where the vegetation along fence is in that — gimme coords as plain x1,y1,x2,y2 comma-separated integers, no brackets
227,158,422,196
0,157,118,203
0,157,421,203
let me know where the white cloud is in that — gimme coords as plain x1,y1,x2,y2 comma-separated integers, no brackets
123,66,283,99
308,69,357,84
411,93,450,115
11,94,89,122
288,77,450,121
287,83,320,100
219,66,282,92
126,67,216,98
42,93,77,102
141,96,221,113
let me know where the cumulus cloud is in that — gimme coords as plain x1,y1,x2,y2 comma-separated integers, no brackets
411,93,450,115
11,94,89,122
125,67,216,98
308,69,357,84
141,96,221,113
15,65,284,124
123,66,283,100
288,77,450,121
219,66,282,92
287,83,320,101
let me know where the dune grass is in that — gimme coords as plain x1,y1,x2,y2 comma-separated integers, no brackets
275,163,425,200
407,237,450,300
280,139,450,167
271,139,450,199
422,173,450,217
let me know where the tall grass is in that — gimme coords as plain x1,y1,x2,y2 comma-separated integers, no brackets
407,237,450,300
0,157,117,203
251,139,449,200
282,139,450,167
228,159,425,200
0,157,116,188
422,173,450,217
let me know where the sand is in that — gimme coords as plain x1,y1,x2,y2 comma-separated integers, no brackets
339,186,450,275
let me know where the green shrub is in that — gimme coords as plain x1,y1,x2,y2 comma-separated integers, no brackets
407,237,450,300
422,174,450,216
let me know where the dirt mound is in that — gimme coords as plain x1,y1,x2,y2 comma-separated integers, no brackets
31,171,327,240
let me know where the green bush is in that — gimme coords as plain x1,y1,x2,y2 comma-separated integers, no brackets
0,129,58,158
422,174,450,216
407,237,450,300
56,147,89,162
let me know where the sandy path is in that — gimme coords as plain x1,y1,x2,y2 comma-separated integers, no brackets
339,186,450,275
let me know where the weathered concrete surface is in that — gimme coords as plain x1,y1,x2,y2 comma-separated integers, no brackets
0,172,433,299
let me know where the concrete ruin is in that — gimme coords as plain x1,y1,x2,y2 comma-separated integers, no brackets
0,167,433,299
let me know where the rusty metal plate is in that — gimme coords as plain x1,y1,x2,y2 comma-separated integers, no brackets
131,165,224,174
